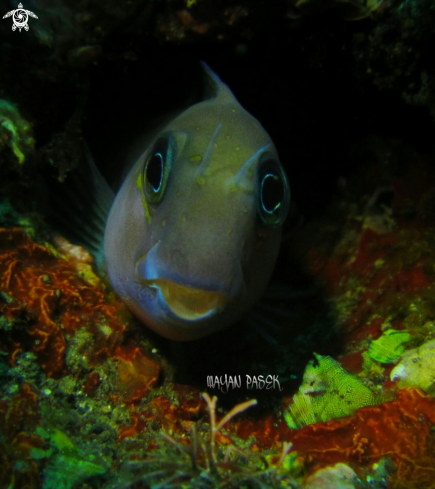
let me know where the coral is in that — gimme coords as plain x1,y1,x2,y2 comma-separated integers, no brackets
363,458,396,488
390,339,435,394
289,149,435,488
112,345,160,404
285,354,379,429
367,328,411,364
304,145,435,380
0,382,43,488
0,226,165,485
0,382,40,437
303,463,358,489
52,234,102,289
1,4,435,488
0,227,126,377
0,99,35,166
292,388,435,488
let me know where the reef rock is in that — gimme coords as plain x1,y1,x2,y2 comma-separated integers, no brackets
390,339,435,394
303,463,358,489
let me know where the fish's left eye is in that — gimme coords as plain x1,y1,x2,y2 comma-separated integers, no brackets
258,159,290,226
143,137,172,203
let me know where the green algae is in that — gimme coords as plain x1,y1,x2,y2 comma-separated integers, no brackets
0,99,34,165
285,353,380,429
368,329,411,364
361,351,385,378
43,455,106,489
33,427,107,489
0,197,39,239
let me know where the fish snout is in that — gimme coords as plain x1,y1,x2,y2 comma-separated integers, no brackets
135,241,245,323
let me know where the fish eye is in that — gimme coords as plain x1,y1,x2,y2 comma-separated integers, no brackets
146,153,163,192
258,158,290,226
143,137,172,203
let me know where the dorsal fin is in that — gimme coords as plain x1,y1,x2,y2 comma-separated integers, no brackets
201,62,237,104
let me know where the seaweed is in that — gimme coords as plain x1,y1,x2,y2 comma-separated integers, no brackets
112,394,300,489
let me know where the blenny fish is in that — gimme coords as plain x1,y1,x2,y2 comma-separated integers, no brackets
65,64,290,341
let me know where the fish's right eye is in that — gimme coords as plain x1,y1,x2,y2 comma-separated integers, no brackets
146,152,163,192
143,137,172,204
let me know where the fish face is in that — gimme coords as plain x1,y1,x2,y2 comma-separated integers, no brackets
104,69,290,340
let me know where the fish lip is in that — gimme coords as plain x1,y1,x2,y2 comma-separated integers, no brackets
139,277,232,321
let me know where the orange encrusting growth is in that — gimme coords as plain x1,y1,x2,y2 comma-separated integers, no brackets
292,388,435,488
113,344,160,404
0,227,126,376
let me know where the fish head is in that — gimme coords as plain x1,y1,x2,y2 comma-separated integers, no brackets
104,68,290,340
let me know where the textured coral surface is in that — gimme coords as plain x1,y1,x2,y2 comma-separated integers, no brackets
0,228,126,377
2,147,435,488
292,388,435,488
1,0,435,487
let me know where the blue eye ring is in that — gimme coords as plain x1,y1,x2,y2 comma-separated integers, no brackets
261,173,282,214
147,152,164,193
143,137,172,204
257,158,290,226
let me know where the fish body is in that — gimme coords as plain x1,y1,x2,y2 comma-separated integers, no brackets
104,65,290,340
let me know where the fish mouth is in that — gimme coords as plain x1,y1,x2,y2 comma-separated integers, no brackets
140,278,231,321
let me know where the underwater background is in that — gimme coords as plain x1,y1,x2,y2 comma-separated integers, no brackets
1,0,435,487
